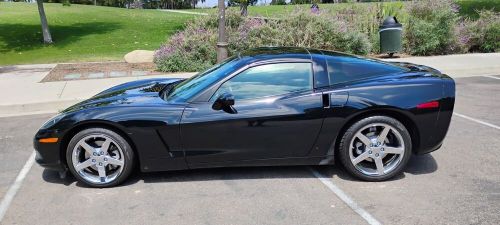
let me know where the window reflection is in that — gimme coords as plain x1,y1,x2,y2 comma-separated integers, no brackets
326,56,406,84
214,63,312,100
167,57,239,102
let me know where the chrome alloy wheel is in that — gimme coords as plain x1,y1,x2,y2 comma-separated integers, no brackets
71,134,125,184
349,123,405,176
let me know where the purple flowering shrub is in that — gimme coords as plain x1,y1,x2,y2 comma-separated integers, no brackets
404,0,499,55
154,0,498,72
154,25,217,72
154,9,371,72
404,0,462,55
457,10,500,53
129,1,143,9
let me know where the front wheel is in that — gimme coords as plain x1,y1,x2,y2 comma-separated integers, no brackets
66,128,135,188
339,116,412,181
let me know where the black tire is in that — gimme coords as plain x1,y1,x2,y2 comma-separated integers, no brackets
66,128,135,188
338,116,412,181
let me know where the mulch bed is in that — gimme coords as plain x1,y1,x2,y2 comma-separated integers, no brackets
41,62,161,82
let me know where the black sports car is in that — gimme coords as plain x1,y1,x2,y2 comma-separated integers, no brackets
34,47,455,187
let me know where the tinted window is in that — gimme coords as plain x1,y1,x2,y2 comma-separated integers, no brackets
326,56,406,84
213,63,312,100
167,56,240,102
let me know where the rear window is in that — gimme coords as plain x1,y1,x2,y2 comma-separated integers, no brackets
326,56,406,85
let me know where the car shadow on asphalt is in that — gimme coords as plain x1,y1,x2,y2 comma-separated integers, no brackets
41,154,438,188
311,153,438,182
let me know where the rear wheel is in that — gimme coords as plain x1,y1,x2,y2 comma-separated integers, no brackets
339,116,412,181
66,128,134,188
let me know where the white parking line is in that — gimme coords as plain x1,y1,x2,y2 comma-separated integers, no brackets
453,112,500,130
483,75,500,80
310,168,382,225
0,151,36,222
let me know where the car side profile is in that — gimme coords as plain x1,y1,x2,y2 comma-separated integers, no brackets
34,47,455,187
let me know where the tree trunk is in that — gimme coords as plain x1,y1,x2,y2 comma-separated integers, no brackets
240,3,248,17
216,0,228,63
36,0,53,44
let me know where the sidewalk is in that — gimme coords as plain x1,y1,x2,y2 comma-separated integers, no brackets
0,53,499,117
383,53,500,77
0,64,195,117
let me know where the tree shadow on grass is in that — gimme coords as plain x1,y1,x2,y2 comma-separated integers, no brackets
0,22,121,53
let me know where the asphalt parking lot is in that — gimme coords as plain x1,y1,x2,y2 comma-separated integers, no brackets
0,75,499,225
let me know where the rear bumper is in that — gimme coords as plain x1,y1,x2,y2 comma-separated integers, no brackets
415,143,443,155
33,129,66,172
414,76,455,155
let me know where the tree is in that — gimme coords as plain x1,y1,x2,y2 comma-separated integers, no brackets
270,0,286,5
228,0,257,16
37,0,53,44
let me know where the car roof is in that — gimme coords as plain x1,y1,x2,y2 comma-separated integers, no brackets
237,47,358,64
238,47,311,62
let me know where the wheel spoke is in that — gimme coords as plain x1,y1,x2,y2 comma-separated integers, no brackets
384,146,404,155
97,166,107,181
374,157,385,175
75,159,93,171
79,141,95,155
377,126,391,144
101,139,112,154
71,133,128,185
355,133,372,146
352,151,370,165
106,157,124,167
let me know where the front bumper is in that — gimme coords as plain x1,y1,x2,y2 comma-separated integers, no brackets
33,129,66,172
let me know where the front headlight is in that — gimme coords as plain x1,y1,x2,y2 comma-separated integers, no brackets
40,113,66,129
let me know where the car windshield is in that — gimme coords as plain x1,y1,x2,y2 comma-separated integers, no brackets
166,56,240,102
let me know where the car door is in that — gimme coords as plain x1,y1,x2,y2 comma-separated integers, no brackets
180,62,325,165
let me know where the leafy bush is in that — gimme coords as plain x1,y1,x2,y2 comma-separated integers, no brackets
455,0,500,19
62,0,71,6
155,9,371,72
129,1,143,9
154,0,500,72
154,27,217,72
404,0,461,55
457,10,500,52
316,2,405,54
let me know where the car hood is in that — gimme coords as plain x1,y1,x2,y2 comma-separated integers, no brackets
62,78,183,113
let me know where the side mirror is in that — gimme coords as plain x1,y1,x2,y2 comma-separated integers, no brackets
212,93,237,114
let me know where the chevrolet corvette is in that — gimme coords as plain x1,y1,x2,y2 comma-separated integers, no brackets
34,47,455,187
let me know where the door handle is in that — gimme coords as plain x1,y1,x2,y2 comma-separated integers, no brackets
322,93,330,108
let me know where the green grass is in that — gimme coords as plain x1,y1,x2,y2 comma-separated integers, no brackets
0,3,197,65
1,1,497,65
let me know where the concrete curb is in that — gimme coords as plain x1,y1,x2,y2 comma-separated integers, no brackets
382,53,500,77
0,99,82,118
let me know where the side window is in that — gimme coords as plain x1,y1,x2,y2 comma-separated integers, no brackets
326,57,405,84
212,63,312,101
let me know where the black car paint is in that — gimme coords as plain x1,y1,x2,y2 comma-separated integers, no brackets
34,47,455,173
